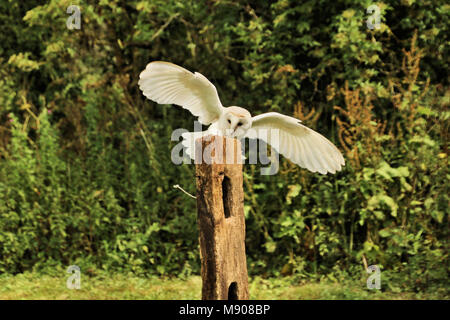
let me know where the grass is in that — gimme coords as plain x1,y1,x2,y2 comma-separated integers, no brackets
0,270,445,300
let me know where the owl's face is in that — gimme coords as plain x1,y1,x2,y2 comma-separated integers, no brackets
219,106,252,138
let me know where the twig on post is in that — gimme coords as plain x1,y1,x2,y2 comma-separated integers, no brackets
173,184,197,199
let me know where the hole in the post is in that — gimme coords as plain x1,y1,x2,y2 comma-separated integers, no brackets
228,282,238,300
222,175,232,219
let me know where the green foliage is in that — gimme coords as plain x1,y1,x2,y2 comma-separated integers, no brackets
0,0,448,296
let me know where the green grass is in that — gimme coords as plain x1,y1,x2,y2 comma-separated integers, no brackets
0,270,445,300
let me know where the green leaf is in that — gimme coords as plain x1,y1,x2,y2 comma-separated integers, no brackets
264,241,277,253
379,229,391,237
368,194,398,217
286,184,301,205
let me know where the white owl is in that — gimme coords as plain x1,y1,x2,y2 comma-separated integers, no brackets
138,61,345,174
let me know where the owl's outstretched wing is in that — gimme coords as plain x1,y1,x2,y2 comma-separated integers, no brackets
138,61,224,125
246,112,345,174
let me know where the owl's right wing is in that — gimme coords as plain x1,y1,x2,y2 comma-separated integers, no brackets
138,61,224,125
246,112,345,174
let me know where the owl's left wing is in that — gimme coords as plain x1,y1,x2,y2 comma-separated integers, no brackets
246,112,345,174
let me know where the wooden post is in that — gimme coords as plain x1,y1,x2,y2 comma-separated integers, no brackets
195,135,249,300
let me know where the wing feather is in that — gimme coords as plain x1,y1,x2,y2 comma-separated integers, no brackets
295,137,308,169
248,112,345,174
138,61,224,124
304,137,322,173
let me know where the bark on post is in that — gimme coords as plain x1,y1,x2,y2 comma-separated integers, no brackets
195,135,249,300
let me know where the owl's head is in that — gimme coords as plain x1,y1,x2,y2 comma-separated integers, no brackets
220,106,252,138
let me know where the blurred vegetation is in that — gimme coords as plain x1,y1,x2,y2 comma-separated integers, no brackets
0,0,448,296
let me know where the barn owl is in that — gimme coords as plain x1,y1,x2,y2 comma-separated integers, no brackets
138,61,345,174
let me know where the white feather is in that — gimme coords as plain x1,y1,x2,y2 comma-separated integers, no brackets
248,112,345,174
138,61,224,125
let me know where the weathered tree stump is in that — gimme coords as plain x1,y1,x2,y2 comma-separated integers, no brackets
195,135,249,300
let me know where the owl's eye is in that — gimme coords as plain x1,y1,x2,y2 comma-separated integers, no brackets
227,119,231,124
237,121,243,126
